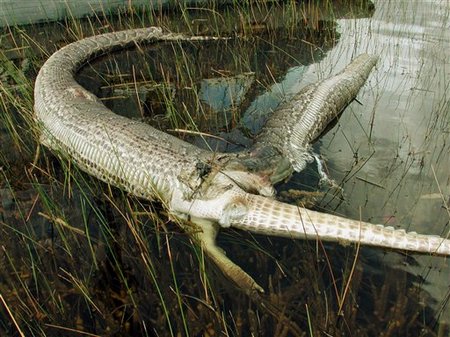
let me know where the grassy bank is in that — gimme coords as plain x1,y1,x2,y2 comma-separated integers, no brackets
1,1,446,336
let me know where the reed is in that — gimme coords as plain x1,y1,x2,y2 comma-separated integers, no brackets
1,1,447,336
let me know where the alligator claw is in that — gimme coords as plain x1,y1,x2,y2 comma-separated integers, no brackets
193,218,264,294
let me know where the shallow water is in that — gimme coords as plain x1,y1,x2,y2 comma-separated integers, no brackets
1,0,449,335
236,0,450,326
315,0,450,322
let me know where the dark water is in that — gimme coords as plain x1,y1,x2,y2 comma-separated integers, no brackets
1,0,449,336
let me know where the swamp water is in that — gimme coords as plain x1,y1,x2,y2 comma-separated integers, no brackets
0,0,449,336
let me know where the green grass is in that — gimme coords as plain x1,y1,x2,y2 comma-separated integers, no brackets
1,0,448,336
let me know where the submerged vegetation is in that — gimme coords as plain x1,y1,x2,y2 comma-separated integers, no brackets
0,1,449,336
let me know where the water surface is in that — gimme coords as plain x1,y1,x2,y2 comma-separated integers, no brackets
1,1,449,335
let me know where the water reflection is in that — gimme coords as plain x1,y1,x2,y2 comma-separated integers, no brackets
1,0,449,335
303,0,450,324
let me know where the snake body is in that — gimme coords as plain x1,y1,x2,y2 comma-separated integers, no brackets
234,54,378,184
35,27,450,293
261,54,378,170
35,28,216,204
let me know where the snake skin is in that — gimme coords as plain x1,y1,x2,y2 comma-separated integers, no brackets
257,54,378,175
34,27,450,293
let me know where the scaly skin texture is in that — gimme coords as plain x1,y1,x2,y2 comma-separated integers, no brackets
34,27,450,294
235,54,378,184
258,54,378,172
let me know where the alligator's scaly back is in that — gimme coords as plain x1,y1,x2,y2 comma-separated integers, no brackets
35,27,450,294
232,193,450,256
172,174,450,293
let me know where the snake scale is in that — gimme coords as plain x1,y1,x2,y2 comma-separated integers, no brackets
34,27,450,293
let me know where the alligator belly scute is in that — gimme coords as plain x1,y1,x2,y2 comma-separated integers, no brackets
34,27,450,293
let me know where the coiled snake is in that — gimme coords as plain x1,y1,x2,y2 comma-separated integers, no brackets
34,27,450,293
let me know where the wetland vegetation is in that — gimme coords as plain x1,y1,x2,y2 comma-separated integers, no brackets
1,0,449,336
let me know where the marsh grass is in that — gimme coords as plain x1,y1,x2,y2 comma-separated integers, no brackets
0,1,447,336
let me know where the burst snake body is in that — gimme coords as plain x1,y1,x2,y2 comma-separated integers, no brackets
34,27,450,293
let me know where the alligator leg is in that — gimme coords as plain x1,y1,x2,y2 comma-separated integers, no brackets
191,218,264,294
